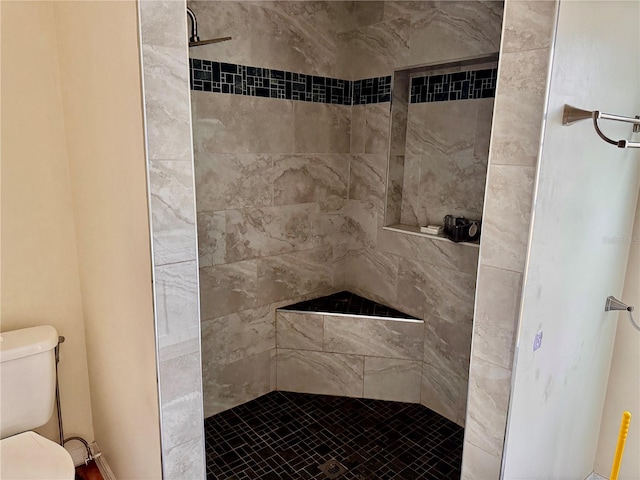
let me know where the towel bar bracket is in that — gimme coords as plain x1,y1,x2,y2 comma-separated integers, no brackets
562,105,640,149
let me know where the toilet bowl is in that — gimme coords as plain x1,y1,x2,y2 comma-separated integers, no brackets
0,326,75,480
1,431,75,479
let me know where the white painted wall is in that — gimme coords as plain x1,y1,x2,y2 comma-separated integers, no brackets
502,1,640,479
1,2,162,477
1,1,95,444
594,194,640,479
53,2,163,477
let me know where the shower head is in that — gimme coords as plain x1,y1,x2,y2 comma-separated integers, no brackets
186,7,232,47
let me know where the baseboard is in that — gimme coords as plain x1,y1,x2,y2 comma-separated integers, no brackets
95,453,116,480
66,441,116,479
584,472,608,480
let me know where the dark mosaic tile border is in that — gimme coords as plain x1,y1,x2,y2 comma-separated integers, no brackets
352,76,391,105
279,290,419,320
205,391,464,479
190,59,496,106
190,59,353,105
410,67,498,103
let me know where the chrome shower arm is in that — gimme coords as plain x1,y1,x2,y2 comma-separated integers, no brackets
185,7,232,47
186,7,200,44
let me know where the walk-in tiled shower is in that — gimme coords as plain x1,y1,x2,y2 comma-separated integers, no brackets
189,1,504,477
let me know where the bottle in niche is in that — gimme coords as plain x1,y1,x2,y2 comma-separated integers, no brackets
443,215,481,243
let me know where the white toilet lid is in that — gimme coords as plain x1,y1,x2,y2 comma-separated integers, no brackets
0,431,75,479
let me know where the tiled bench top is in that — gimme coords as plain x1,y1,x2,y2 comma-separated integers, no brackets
278,290,419,320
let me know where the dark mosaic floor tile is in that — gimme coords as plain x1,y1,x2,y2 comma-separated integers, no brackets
204,391,463,479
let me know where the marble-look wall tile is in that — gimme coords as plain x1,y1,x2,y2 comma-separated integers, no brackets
420,146,488,224
192,91,294,154
225,203,322,262
155,261,200,359
385,154,404,225
383,1,430,21
461,441,502,480
502,0,556,53
324,315,423,360
462,2,556,477
464,357,512,457
364,103,390,155
197,211,225,267
421,100,490,223
293,103,351,154
345,247,398,305
139,0,187,49
273,154,349,212
342,16,410,79
351,105,366,154
407,1,503,67
162,437,205,480
405,103,428,157
490,48,551,166
474,265,522,370
187,1,252,65
424,315,472,381
201,316,229,369
345,200,379,249
250,3,339,78
349,154,386,208
141,44,192,161
140,1,203,476
399,154,421,226
159,352,202,404
276,311,324,351
257,246,334,305
149,160,197,265
277,349,364,397
376,226,480,274
474,98,495,159
226,304,276,363
158,352,203,450
189,1,355,77
203,350,272,417
270,349,277,391
413,99,478,160
332,244,347,288
319,213,350,248
364,357,422,403
481,164,536,272
421,363,466,425
199,260,257,320
397,257,476,323
195,153,273,211
402,99,492,226
160,391,203,452
389,75,409,157
354,1,384,27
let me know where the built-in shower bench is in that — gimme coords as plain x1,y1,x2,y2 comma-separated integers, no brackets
275,291,425,404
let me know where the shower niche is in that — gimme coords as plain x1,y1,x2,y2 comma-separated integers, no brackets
383,55,499,245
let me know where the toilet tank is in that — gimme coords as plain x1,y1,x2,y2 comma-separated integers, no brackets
0,326,59,439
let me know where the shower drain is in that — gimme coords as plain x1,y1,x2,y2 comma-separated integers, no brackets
318,459,348,479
